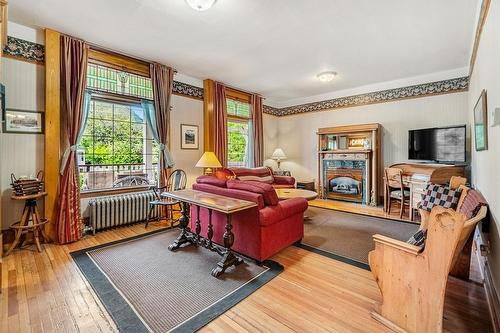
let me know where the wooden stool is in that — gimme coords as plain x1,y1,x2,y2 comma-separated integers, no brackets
5,192,49,256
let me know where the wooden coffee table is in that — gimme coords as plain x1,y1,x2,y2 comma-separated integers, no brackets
275,188,318,201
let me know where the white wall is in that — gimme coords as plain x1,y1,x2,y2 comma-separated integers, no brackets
468,0,500,293
1,23,45,230
269,92,469,183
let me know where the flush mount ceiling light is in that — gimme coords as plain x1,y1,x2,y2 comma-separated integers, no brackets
317,71,338,82
185,0,216,11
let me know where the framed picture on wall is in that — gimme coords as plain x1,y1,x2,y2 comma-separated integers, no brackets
180,124,199,150
473,90,488,151
3,109,44,134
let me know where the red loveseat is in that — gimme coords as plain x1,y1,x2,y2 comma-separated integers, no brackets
190,176,308,262
229,166,295,188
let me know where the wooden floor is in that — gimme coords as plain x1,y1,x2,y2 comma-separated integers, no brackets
1,222,493,333
310,198,419,223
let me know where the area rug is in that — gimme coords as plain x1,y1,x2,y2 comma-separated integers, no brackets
299,207,419,269
71,229,283,333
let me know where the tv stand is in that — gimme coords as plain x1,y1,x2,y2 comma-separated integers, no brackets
384,162,466,221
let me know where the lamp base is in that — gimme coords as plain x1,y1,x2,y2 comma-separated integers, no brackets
204,167,214,175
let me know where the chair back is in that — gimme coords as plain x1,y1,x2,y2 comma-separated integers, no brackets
167,169,187,192
385,167,403,190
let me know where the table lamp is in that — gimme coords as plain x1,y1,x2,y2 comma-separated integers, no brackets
271,148,287,170
195,151,222,175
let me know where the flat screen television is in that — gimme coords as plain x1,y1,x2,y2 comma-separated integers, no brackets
408,125,466,164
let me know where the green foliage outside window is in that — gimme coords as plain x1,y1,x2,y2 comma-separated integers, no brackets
228,121,248,165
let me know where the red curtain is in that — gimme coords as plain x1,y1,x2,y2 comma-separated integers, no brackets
214,82,228,167
57,36,89,244
251,94,264,167
150,63,174,187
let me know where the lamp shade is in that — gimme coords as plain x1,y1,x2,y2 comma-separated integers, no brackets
271,148,287,161
195,152,222,168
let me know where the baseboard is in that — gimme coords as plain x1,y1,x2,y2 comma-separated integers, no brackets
484,261,500,333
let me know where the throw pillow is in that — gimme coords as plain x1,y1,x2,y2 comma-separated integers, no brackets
407,229,427,247
459,189,488,219
214,168,236,181
231,167,274,184
418,184,462,212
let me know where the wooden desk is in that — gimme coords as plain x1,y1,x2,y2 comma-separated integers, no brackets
383,163,466,221
162,189,257,277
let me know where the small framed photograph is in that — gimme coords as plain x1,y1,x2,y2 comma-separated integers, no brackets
180,124,199,150
473,90,488,151
3,109,44,134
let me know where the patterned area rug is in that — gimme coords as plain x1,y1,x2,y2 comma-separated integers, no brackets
300,207,419,269
71,229,282,333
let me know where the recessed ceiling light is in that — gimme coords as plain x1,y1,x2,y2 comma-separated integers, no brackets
185,0,216,11
317,71,337,82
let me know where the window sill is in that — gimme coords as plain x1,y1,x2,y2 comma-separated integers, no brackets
80,186,151,198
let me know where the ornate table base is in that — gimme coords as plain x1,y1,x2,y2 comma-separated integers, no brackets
168,202,243,277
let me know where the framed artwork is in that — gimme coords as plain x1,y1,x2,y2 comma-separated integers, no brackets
3,109,44,134
473,90,488,151
180,124,199,149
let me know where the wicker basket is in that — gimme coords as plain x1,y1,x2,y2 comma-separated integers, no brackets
11,171,44,196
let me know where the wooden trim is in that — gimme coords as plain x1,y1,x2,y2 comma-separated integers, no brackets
88,48,150,77
80,186,149,199
317,123,381,135
203,79,215,152
484,260,500,332
226,87,251,104
469,0,491,77
44,29,61,242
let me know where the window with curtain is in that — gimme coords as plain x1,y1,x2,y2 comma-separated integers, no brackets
78,63,158,191
226,98,252,168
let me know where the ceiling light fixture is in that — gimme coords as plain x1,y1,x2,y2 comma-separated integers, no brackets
185,0,216,11
317,71,337,82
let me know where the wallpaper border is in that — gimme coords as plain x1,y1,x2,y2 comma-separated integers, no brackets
263,76,469,116
4,36,468,114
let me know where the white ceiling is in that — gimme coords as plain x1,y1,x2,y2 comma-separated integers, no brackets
10,0,478,106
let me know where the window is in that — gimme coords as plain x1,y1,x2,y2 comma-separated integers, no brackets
79,62,158,192
226,99,252,168
78,99,158,191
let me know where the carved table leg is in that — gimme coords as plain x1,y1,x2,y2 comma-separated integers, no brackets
168,201,194,251
195,205,201,243
211,214,243,277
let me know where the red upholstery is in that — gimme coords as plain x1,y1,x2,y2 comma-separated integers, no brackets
196,175,227,188
230,167,295,189
227,180,279,206
191,179,307,262
214,168,236,180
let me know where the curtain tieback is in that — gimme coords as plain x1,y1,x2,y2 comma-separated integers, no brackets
60,145,78,175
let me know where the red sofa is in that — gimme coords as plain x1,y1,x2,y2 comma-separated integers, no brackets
190,176,307,262
229,166,295,188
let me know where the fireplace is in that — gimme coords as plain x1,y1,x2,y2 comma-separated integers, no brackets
322,156,369,204
327,168,364,203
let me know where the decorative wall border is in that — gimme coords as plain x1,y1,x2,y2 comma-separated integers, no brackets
3,36,45,64
4,36,469,114
263,76,469,116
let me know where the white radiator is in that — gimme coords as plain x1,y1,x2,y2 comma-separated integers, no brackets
89,191,159,234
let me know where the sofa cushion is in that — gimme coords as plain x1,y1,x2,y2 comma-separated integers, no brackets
193,183,265,209
418,184,462,212
196,175,227,188
259,197,308,226
231,167,274,184
214,168,236,181
227,180,279,206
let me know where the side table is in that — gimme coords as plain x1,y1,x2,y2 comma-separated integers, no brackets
5,192,49,256
297,181,315,191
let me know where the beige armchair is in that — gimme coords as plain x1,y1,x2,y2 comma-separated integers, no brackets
368,185,487,333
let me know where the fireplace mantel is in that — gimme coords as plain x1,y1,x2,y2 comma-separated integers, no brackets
317,123,382,206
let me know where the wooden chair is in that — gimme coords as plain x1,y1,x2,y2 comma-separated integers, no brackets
385,167,410,219
368,186,487,333
145,169,187,228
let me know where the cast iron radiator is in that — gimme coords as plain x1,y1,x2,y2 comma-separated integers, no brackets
89,191,159,234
